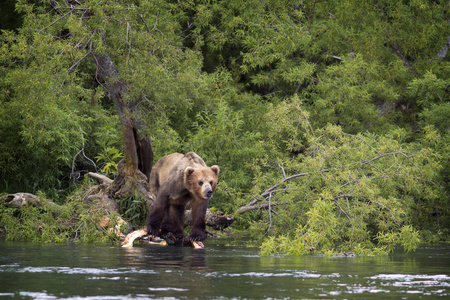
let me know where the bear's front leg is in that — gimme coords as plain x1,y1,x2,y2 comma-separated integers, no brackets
161,204,186,242
189,224,207,241
189,200,208,241
146,199,167,237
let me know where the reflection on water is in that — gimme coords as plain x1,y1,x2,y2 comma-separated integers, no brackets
0,239,449,299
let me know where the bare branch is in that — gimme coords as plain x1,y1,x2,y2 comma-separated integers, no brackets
39,9,74,32
139,14,151,33
296,104,315,138
71,130,98,184
437,36,450,60
278,163,286,179
261,169,329,197
361,151,411,165
68,48,92,72
334,194,391,212
152,12,164,35
126,22,132,64
266,193,273,233
343,132,380,155
340,174,398,188
334,200,352,224
390,44,415,73
87,172,113,186
326,55,342,60
361,151,422,176
236,202,288,215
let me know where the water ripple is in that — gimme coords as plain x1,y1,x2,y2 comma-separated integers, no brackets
204,270,339,278
148,287,188,292
12,266,157,275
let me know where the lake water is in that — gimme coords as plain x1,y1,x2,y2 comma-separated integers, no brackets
0,239,449,299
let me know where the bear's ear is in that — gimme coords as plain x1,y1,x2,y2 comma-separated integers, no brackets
184,166,195,178
210,165,220,176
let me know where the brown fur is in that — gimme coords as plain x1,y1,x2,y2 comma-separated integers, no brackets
146,152,219,242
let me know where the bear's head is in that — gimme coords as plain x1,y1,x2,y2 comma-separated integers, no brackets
184,165,220,200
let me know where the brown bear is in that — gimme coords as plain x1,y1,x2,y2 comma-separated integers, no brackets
146,152,219,242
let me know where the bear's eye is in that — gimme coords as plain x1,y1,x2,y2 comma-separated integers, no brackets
198,181,203,186
210,181,213,186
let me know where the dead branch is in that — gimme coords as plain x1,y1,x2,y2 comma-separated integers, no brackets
340,174,397,188
39,9,74,32
333,194,391,212
87,172,114,186
326,55,342,60
361,151,422,176
239,149,418,215
68,48,92,72
343,132,380,155
435,20,449,61
236,201,288,215
361,151,412,165
261,169,329,197
334,200,352,225
121,228,149,247
266,192,273,233
237,167,329,214
436,36,450,60
390,44,415,73
71,130,98,183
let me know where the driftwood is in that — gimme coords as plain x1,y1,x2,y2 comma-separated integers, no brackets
122,229,151,247
87,172,113,186
0,193,61,210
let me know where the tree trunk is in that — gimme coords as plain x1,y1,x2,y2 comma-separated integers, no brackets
91,50,154,206
92,50,153,178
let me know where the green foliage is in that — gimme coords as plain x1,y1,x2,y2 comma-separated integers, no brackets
0,14,120,196
408,71,450,135
93,124,124,175
75,207,120,244
95,148,123,175
312,54,398,133
115,194,148,229
0,186,121,244
253,102,444,254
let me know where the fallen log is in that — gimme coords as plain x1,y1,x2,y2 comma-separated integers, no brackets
0,193,61,210
185,209,234,230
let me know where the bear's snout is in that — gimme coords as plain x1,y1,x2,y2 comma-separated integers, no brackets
202,185,214,200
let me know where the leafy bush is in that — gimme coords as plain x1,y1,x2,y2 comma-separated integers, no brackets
243,99,443,255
